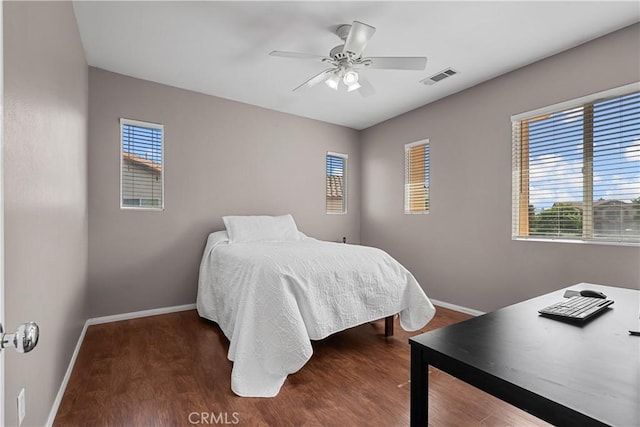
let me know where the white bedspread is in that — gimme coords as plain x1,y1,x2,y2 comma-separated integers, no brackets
196,232,436,397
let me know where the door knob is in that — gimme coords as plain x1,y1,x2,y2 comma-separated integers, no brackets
0,322,39,353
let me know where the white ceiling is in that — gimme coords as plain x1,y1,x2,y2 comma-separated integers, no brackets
72,1,639,130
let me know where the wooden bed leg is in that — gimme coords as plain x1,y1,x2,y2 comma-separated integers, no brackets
385,315,394,337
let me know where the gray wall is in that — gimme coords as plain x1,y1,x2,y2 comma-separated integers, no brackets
88,68,360,317
3,2,88,426
360,24,640,313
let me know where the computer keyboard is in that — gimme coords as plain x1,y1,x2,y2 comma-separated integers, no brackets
538,296,614,321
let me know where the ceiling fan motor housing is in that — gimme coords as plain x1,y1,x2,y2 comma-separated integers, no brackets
330,45,350,61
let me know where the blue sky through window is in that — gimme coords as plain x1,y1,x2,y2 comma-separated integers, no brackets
527,92,639,212
122,124,162,165
326,155,344,177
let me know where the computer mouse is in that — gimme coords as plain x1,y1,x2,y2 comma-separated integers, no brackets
580,289,607,299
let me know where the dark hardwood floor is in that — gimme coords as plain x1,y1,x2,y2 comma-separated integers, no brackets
54,307,550,426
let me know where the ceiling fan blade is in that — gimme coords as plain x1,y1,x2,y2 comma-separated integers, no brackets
293,68,335,92
366,57,427,71
269,50,326,60
343,21,376,57
357,75,376,97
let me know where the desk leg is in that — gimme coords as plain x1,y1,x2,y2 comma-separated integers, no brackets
410,344,428,427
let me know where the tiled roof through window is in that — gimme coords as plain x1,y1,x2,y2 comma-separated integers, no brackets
326,175,343,198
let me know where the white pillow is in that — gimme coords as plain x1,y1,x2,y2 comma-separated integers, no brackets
222,215,301,244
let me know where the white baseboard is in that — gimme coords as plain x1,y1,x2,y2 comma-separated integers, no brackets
45,321,89,427
431,298,485,317
46,303,197,427
88,303,196,325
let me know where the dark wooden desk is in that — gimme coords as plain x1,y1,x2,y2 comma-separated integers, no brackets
409,283,640,426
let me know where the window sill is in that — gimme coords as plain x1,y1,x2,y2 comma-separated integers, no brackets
513,236,639,248
120,206,164,212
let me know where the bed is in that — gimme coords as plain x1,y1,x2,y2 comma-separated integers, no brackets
196,215,436,397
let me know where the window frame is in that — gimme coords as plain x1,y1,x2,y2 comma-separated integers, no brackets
326,151,348,215
511,82,640,246
404,139,430,215
120,118,165,211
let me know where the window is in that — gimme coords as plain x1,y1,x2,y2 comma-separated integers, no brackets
405,140,430,214
326,152,347,214
512,84,639,245
120,118,164,210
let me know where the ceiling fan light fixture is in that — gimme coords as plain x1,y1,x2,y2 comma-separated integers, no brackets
347,81,361,92
343,69,359,86
325,73,340,90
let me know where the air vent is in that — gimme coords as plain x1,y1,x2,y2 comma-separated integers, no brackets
421,68,458,85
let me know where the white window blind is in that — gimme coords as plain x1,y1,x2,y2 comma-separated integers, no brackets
326,152,347,214
120,118,164,210
405,140,430,214
512,85,639,244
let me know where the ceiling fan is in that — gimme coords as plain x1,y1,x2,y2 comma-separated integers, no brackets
269,21,427,96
